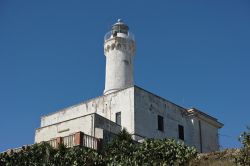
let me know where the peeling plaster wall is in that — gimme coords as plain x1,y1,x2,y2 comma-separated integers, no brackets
104,36,135,95
133,87,220,152
94,113,121,134
134,87,190,140
199,120,220,152
97,86,134,133
40,87,134,134
35,114,93,143
35,113,121,143
189,118,202,151
37,86,220,152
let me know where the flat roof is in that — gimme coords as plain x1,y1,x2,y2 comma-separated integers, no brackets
40,85,223,128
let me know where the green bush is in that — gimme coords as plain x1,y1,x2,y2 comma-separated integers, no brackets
135,139,197,165
0,142,102,166
0,129,197,166
104,129,138,165
235,127,250,166
104,129,197,165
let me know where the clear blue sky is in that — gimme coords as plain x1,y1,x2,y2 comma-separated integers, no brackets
0,0,249,152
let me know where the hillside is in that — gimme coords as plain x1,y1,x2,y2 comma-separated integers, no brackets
190,149,239,166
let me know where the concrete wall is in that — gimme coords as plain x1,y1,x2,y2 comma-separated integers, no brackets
134,87,190,140
37,86,220,152
94,113,121,135
38,87,134,137
35,114,94,143
97,86,134,134
199,119,220,152
41,102,96,127
133,86,220,152
35,113,121,143
186,115,220,153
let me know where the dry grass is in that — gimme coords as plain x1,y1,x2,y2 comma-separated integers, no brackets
189,149,239,166
189,159,234,166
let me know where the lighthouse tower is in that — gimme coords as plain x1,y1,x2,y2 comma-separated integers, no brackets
104,19,136,95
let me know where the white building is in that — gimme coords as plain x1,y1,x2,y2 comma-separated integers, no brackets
35,19,223,153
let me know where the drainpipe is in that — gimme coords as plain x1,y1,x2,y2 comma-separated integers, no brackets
109,97,113,140
91,114,94,137
199,120,203,153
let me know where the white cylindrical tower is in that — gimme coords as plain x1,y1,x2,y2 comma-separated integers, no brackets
103,19,136,95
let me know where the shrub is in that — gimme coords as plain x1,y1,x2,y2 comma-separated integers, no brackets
0,142,101,166
104,129,197,165
0,129,198,165
135,139,197,165
235,126,250,166
103,129,138,165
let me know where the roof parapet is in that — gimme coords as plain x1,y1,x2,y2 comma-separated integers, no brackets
187,108,223,128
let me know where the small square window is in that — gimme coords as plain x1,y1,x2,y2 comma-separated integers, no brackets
158,115,164,131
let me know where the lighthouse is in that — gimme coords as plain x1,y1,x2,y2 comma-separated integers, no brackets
34,19,223,153
103,19,136,95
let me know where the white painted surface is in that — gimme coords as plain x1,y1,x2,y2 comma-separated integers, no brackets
36,86,222,152
35,113,121,143
36,87,134,142
103,34,136,95
199,120,220,152
133,86,221,152
35,115,93,143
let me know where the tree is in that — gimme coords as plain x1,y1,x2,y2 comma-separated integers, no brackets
235,126,250,166
104,129,197,165
104,128,138,165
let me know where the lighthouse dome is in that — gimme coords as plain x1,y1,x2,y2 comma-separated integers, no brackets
104,19,135,42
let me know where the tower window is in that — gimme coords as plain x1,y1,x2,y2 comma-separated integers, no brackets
157,115,164,131
178,125,184,140
116,112,121,125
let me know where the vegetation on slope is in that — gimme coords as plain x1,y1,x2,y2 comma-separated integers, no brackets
235,126,250,165
0,129,197,166
190,127,250,166
0,127,249,165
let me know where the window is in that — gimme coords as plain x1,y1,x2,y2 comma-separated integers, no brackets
178,125,184,140
157,115,164,131
116,112,121,125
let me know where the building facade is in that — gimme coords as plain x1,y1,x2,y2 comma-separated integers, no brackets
35,19,223,153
